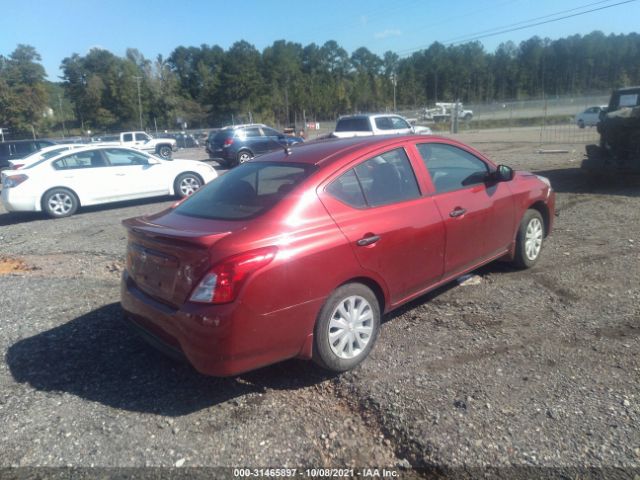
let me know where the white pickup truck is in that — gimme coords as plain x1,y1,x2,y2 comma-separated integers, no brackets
422,103,474,123
93,131,177,159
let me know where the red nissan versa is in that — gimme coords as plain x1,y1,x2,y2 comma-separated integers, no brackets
120,135,555,376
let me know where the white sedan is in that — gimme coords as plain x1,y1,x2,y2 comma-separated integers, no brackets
8,143,86,169
575,105,607,128
1,146,218,218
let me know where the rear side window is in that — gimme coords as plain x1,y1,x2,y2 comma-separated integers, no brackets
53,151,105,170
175,162,314,220
374,117,394,130
335,117,371,132
327,148,420,208
326,170,366,208
122,133,133,142
416,143,488,194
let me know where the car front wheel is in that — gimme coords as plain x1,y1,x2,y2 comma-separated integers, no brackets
174,173,203,198
313,283,380,372
158,145,173,159
513,209,544,268
42,188,79,218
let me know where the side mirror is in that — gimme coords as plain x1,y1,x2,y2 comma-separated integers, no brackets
493,164,514,182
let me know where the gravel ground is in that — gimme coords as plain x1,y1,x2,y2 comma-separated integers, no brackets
0,133,638,477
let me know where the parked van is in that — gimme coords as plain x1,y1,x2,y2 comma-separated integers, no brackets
0,139,55,169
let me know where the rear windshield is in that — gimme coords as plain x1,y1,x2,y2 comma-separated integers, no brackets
175,162,315,220
213,130,233,143
335,117,372,132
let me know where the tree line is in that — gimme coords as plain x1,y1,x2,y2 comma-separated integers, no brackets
1,30,639,137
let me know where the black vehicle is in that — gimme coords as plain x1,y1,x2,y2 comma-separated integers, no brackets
206,124,304,168
158,133,200,149
0,139,55,170
583,86,640,174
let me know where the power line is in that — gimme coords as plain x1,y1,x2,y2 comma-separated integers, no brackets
443,0,615,45
397,0,637,57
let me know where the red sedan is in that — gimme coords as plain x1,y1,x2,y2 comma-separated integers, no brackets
121,135,555,376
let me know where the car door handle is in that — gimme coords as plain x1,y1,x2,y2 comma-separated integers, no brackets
115,173,126,176
356,234,380,246
449,207,467,218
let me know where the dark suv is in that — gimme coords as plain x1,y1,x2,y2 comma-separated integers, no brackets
206,124,304,168
0,139,55,170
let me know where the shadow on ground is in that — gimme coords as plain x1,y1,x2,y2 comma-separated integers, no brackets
6,302,334,416
532,166,640,196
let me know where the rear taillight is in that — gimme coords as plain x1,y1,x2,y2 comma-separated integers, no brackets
189,246,277,304
223,138,234,147
12,163,24,169
2,174,28,188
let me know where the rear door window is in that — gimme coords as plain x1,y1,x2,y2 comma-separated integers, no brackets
175,162,314,220
327,148,420,208
53,151,105,170
374,117,394,130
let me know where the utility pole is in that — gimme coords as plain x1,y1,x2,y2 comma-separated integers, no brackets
133,76,143,130
57,94,66,138
391,72,397,112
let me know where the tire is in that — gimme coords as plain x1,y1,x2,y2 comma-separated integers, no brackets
236,150,253,166
313,283,380,372
578,120,585,129
463,113,472,121
512,209,545,269
174,172,203,198
42,188,79,218
158,145,172,159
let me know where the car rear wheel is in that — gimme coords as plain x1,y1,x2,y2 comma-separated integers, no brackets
158,145,173,159
578,120,585,129
42,188,79,218
313,283,380,372
174,173,203,198
236,150,253,165
513,209,544,268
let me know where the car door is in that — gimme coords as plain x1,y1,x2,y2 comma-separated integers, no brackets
242,127,268,155
50,150,120,203
318,146,446,306
390,116,414,135
261,127,287,154
413,142,515,278
101,148,167,199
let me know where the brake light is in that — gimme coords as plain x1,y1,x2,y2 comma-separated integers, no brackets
2,174,28,188
12,163,24,169
189,246,277,304
223,138,234,146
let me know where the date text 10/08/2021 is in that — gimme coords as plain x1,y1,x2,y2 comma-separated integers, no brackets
233,468,400,478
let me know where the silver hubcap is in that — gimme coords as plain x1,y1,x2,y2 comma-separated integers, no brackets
180,177,200,196
48,192,73,215
328,295,374,359
239,153,251,163
525,217,543,260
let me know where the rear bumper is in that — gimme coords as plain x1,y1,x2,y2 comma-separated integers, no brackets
1,188,39,212
120,270,320,376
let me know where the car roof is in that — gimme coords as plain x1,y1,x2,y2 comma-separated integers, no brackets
221,123,267,130
252,134,448,168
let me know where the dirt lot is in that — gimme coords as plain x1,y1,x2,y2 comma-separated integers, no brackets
0,128,638,477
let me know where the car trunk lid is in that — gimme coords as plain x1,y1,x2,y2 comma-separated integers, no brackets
123,213,240,307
